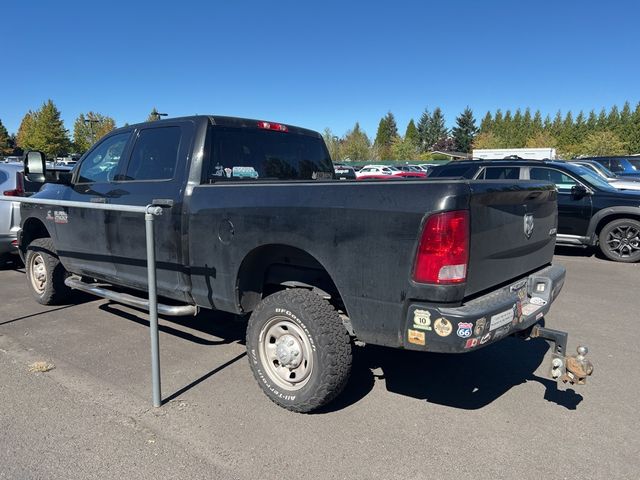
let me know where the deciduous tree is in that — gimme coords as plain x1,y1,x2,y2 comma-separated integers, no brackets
341,122,371,161
73,112,116,152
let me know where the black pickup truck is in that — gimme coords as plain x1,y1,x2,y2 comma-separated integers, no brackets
15,116,592,412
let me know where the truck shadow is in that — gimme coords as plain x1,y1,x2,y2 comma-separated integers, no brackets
92,303,583,413
324,338,583,413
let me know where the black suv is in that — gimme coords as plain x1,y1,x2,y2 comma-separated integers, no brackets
430,159,640,262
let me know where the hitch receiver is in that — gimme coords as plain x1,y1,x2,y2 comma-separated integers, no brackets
530,325,594,385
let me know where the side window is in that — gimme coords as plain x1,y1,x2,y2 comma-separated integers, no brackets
530,168,578,191
430,164,475,178
122,127,182,181
608,159,623,172
481,167,520,180
77,132,130,183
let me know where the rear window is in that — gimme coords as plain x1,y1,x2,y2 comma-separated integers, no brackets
204,126,334,182
0,170,9,187
428,164,476,178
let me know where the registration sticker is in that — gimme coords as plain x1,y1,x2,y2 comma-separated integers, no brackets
489,308,514,331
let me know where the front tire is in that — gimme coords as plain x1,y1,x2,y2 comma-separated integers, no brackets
25,238,71,305
246,289,352,413
598,218,640,263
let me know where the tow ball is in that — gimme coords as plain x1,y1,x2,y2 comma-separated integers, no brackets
530,325,594,385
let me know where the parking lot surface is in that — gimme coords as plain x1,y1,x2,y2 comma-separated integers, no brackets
1,250,638,480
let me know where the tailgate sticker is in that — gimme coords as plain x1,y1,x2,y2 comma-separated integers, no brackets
408,329,425,346
489,307,514,331
433,318,453,337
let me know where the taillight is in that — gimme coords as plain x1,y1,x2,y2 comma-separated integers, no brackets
257,120,288,132
2,171,25,197
413,210,469,284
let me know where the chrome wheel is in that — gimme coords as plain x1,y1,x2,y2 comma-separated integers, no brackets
258,316,314,391
606,225,640,258
29,253,47,294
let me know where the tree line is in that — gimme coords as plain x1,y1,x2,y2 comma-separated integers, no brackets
2,100,639,160
325,102,640,162
0,101,165,158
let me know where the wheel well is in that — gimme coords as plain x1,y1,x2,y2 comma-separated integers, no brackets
236,245,346,315
21,218,51,253
595,214,640,237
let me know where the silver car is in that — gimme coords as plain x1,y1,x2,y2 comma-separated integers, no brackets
0,163,23,266
571,160,640,191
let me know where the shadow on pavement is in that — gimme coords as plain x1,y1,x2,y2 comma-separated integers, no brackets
0,291,99,326
323,337,583,413
95,302,583,413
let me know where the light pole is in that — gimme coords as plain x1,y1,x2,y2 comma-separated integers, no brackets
83,117,100,145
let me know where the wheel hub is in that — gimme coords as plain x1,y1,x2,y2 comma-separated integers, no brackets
275,334,302,368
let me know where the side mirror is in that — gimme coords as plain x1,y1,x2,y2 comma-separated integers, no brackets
571,184,589,197
23,150,47,183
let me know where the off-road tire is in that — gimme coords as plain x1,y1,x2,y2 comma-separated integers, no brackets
246,289,352,413
25,237,71,305
598,218,640,263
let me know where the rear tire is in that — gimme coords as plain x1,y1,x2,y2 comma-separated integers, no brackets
598,218,640,263
246,289,352,413
25,238,71,305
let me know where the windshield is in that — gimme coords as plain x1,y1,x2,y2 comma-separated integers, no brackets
627,158,640,170
592,162,617,177
566,164,617,191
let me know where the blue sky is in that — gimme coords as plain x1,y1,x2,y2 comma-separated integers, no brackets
2,0,639,139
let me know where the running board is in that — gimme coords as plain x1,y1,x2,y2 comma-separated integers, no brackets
65,277,199,316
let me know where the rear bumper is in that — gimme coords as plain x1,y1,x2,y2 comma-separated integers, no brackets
403,264,566,353
0,233,19,255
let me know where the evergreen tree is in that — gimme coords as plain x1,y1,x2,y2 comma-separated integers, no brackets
0,118,11,155
551,110,563,137
586,110,598,132
373,111,398,160
452,107,477,153
404,119,419,149
479,111,493,133
627,102,640,154
542,114,552,132
522,108,533,140
532,110,543,135
574,111,587,143
29,100,71,157
427,107,448,150
416,109,432,153
596,108,608,130
606,105,620,131
73,112,116,152
341,122,371,161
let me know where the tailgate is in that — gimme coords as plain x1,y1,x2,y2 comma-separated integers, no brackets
465,180,557,296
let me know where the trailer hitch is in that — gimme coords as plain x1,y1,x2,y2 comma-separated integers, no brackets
530,325,594,385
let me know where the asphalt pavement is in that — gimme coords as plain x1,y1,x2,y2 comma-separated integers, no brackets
0,249,638,480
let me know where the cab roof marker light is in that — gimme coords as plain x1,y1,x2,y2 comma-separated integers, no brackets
257,121,288,132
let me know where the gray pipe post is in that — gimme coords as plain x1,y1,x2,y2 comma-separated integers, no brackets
0,195,166,408
145,205,162,407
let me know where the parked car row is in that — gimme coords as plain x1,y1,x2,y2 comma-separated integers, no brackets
429,158,640,263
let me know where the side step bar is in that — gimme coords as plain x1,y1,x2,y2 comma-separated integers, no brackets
65,276,199,317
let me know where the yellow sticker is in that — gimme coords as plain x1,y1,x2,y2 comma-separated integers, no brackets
408,329,426,346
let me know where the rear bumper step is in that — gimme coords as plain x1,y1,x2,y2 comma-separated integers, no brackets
65,276,199,317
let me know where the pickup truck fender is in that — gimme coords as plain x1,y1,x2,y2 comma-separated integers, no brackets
586,206,640,244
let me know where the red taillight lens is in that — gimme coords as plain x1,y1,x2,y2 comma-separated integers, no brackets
257,121,288,132
413,210,469,284
3,171,25,196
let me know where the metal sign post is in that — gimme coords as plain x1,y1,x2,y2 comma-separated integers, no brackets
0,195,165,407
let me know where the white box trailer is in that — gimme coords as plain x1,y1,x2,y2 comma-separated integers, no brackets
472,147,557,160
